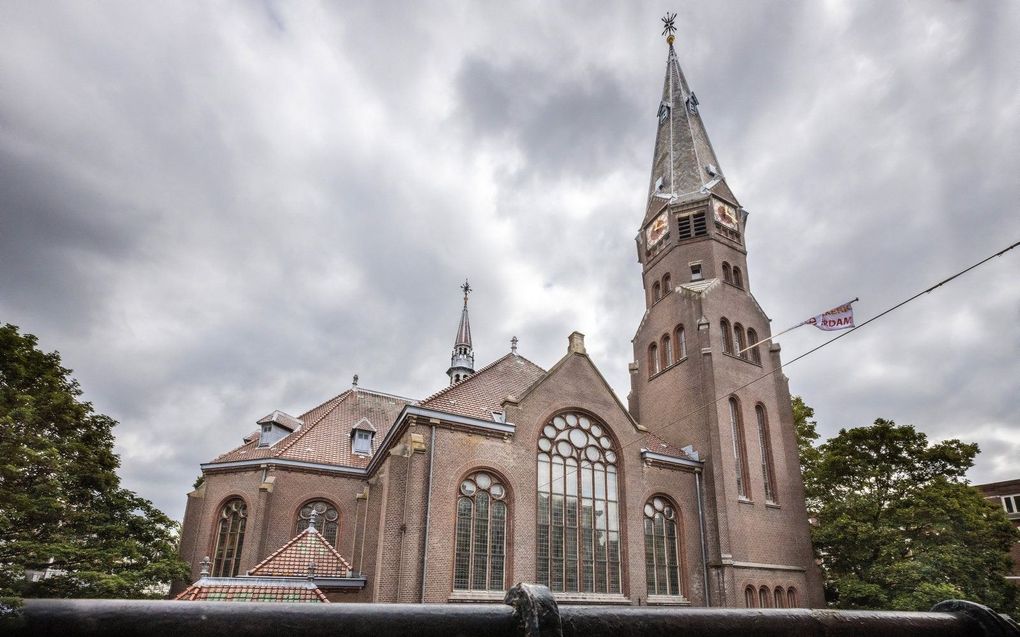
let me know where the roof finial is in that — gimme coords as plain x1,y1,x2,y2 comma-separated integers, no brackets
307,560,317,581
352,374,359,388
461,279,472,306
307,508,319,531
511,336,518,354
661,12,677,45
199,556,211,577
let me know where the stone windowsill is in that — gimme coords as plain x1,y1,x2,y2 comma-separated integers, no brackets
553,592,632,605
721,352,762,367
646,594,691,606
765,502,781,510
647,357,687,381
448,589,506,603
738,497,755,505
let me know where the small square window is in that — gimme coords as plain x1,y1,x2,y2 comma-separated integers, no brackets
1004,496,1017,514
353,430,372,455
690,263,703,281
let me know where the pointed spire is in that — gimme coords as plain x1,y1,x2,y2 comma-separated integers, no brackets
447,280,476,384
645,16,738,224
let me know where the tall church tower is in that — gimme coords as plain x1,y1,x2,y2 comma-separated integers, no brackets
447,280,476,385
628,23,823,607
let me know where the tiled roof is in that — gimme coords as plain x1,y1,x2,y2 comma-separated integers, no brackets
642,432,699,461
420,353,546,420
248,527,352,578
210,387,415,467
175,578,328,603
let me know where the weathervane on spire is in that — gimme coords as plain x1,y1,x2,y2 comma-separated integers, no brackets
461,279,472,306
661,12,677,44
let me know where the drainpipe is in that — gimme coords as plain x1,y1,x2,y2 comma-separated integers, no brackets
420,424,437,602
358,485,370,575
696,468,711,607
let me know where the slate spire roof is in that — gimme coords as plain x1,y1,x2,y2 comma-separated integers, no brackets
645,37,738,223
454,279,473,348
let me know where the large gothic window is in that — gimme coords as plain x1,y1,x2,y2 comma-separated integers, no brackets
643,496,682,596
454,471,508,590
295,500,339,546
729,398,750,499
537,412,621,594
756,405,778,504
212,499,247,577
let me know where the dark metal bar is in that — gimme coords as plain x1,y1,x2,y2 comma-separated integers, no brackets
3,586,1017,637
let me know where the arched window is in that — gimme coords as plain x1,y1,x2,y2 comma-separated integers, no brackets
733,267,743,289
537,412,621,594
652,281,661,303
722,262,732,284
661,273,671,294
759,585,771,608
729,398,750,499
745,585,757,608
734,323,747,359
294,500,339,546
661,334,673,368
643,496,682,596
787,587,798,607
747,328,761,365
648,343,659,377
774,586,786,608
212,499,247,577
720,319,733,355
756,405,778,504
454,471,508,591
674,325,687,360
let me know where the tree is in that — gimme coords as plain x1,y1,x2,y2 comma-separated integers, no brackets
805,416,1018,613
0,323,188,598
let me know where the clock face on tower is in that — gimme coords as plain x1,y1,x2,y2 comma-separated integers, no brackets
713,201,739,231
646,213,668,247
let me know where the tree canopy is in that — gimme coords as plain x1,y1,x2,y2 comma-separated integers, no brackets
0,323,188,598
793,400,1018,613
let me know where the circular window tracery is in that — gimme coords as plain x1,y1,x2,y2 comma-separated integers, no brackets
454,471,508,591
295,500,339,547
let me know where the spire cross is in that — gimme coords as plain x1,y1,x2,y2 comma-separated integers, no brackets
661,12,677,44
511,336,518,354
461,279,472,306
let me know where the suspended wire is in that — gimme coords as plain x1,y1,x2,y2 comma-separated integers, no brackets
535,238,1020,490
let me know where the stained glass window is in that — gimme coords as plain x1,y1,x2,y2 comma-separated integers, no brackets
295,500,339,546
729,398,750,499
212,499,247,577
453,471,507,590
537,412,621,594
643,496,682,596
756,405,777,504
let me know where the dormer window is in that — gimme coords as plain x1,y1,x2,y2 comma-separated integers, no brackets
353,430,373,455
258,423,272,447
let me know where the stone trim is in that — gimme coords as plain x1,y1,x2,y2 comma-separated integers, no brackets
553,592,632,605
447,589,506,602
646,594,691,606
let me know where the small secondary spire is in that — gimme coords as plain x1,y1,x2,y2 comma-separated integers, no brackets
447,280,476,385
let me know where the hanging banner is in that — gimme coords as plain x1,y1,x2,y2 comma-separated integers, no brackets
803,301,856,331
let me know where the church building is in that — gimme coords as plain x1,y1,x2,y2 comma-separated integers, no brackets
176,27,824,608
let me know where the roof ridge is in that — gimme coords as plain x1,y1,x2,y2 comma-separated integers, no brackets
248,527,352,576
351,386,420,404
275,391,352,456
420,352,546,406
297,389,352,421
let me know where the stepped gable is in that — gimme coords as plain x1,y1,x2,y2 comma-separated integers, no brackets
248,526,352,578
211,387,416,468
421,352,546,420
175,579,328,602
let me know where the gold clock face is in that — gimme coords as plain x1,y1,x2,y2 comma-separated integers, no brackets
713,201,738,230
646,213,668,246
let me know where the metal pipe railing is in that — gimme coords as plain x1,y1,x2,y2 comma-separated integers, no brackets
2,583,1016,637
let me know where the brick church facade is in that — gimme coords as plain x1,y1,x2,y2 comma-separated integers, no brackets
176,33,825,607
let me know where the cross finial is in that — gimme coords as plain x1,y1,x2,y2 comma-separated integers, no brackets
661,12,677,44
352,374,359,388
461,279,472,305
200,556,211,577
511,336,518,354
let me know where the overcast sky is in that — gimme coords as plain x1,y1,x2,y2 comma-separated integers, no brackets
2,1,1018,522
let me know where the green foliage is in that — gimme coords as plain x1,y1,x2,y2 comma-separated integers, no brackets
803,415,1018,613
0,323,188,598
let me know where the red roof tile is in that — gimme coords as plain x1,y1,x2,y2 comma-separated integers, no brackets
210,388,414,467
175,580,328,603
420,353,546,421
248,527,352,578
